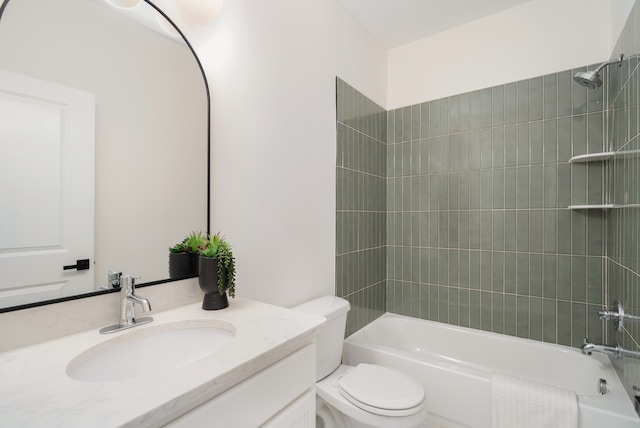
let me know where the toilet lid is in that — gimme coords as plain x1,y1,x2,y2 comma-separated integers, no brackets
338,364,425,417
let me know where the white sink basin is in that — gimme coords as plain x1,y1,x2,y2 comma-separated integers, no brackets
66,320,235,382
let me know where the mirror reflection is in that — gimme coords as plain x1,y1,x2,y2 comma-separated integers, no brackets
0,0,208,309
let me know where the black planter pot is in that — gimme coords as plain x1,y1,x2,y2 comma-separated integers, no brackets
168,252,199,278
198,256,228,310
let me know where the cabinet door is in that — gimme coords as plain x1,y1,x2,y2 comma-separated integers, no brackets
262,389,315,428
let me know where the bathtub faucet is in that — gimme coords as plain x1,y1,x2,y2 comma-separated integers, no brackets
581,338,622,359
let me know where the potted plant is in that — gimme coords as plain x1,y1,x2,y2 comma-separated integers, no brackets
198,232,236,310
168,231,206,278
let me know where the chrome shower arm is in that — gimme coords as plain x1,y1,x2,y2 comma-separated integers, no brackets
592,54,624,73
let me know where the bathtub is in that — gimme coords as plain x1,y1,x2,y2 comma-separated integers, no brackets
342,313,639,428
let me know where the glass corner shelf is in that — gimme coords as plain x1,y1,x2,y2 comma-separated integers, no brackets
569,152,615,163
567,204,614,210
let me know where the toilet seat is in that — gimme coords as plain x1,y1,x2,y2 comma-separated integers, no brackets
338,364,425,417
316,364,428,428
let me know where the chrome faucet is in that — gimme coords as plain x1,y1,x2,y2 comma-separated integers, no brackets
99,275,153,334
581,338,621,358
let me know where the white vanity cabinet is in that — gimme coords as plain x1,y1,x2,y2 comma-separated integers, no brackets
166,344,316,427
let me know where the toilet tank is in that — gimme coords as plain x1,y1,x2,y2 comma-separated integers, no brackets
293,295,350,381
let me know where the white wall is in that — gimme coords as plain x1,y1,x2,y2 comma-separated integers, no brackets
153,0,387,307
387,0,635,109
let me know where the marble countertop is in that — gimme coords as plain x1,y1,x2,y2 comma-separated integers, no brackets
0,298,325,427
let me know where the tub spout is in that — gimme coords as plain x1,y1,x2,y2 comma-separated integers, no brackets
581,338,621,358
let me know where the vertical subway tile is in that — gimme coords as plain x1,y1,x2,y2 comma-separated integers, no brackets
530,77,544,121
411,105,421,140
493,251,505,292
481,170,493,209
530,121,543,165
571,256,587,302
493,128,505,168
420,102,430,139
543,210,557,253
517,296,530,338
493,169,505,209
459,92,470,132
530,165,543,208
517,253,530,295
430,99,441,137
469,130,481,170
543,299,557,344
493,293,505,334
517,123,530,166
481,291,492,332
439,98,450,136
543,119,558,164
504,82,517,125
558,70,573,117
505,252,517,294
543,73,558,120
571,302,587,348
504,168,517,209
557,117,572,162
557,210,572,254
543,165,558,208
517,80,530,123
530,210,543,253
587,112,604,153
505,294,517,337
573,114,587,157
557,301,572,346
470,290,481,330
450,95,460,133
493,85,505,126
557,163,571,208
481,129,493,169
470,90,482,130
543,255,557,299
530,297,543,341
481,88,493,129
517,166,530,209
402,106,412,141
505,210,517,251
557,255,572,300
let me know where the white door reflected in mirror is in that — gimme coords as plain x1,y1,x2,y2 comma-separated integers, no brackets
0,69,94,307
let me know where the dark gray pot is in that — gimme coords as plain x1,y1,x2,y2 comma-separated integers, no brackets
168,252,199,278
198,256,228,310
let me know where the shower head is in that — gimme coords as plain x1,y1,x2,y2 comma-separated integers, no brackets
573,70,602,89
573,54,624,89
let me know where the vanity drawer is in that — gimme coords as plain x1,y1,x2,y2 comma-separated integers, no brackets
166,343,316,427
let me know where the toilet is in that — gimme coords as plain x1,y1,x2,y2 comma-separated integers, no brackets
293,295,428,428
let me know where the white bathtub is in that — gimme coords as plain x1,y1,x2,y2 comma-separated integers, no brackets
342,313,639,428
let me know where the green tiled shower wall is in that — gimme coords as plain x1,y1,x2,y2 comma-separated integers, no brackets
336,78,387,336
385,68,610,348
608,0,640,401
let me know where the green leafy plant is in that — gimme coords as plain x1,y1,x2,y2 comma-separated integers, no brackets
169,231,206,254
200,232,236,297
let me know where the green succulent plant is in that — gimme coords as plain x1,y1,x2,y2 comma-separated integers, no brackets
169,231,207,254
200,232,236,298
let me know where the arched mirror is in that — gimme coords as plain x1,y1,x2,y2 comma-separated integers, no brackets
0,0,209,311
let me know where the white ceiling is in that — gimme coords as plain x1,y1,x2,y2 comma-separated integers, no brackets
339,0,534,48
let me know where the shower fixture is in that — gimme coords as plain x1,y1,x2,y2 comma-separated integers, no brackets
573,54,624,89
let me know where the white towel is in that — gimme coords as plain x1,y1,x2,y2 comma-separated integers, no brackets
492,372,578,428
